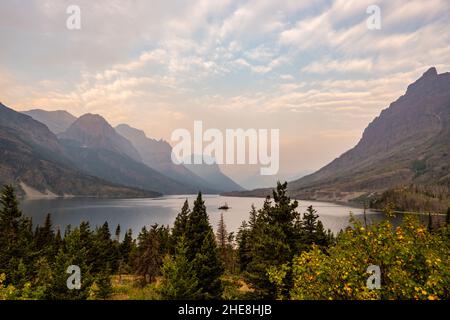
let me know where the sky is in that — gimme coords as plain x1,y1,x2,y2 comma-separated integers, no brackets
0,0,449,189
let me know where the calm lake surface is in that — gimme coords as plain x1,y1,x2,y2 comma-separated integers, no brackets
20,195,400,238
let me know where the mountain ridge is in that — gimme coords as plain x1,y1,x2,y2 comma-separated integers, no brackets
116,123,244,193
22,109,77,134
225,67,450,201
0,103,159,198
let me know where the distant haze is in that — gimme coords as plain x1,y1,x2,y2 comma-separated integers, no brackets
1,0,449,188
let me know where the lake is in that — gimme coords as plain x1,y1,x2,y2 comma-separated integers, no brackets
19,195,400,238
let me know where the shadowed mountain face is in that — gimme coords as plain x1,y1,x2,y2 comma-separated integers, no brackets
22,109,77,134
58,115,198,195
0,103,158,198
115,124,181,172
116,124,244,193
227,67,450,200
287,67,450,198
59,114,142,162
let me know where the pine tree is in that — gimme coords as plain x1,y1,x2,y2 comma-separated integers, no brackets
185,192,224,299
0,185,34,285
34,213,56,259
120,229,133,264
50,226,93,300
159,237,201,300
216,213,228,262
300,205,330,247
134,225,165,283
171,199,190,253
92,222,115,273
91,269,113,299
185,193,211,260
54,228,63,252
427,213,433,233
33,256,54,298
244,182,302,298
248,204,258,229
115,224,121,242
236,221,251,272
192,229,224,299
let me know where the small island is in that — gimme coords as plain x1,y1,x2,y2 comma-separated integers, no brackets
218,202,230,210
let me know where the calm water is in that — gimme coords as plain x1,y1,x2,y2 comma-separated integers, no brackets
20,195,399,238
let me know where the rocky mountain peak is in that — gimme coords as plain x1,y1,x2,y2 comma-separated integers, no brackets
59,113,142,162
406,66,439,94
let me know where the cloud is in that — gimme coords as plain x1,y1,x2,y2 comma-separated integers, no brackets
302,58,374,74
1,0,450,179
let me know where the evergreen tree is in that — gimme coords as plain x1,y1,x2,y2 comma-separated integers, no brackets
185,192,224,299
244,182,302,298
34,213,56,260
92,222,115,273
49,226,93,300
0,185,34,285
120,229,133,265
91,269,113,299
54,228,63,252
427,213,433,233
300,205,331,248
33,256,54,298
115,224,121,242
236,221,251,272
159,237,201,300
171,199,190,253
192,229,224,299
216,213,228,262
134,224,166,283
185,193,213,259
248,204,258,230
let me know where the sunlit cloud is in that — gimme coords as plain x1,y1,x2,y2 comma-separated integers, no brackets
0,0,449,186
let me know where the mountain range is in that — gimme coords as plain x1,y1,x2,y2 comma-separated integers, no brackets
115,124,243,193
0,103,157,198
227,67,450,201
0,104,243,197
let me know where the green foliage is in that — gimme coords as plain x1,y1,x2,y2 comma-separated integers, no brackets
90,269,113,300
236,220,251,272
0,185,118,300
237,182,333,298
369,184,450,214
120,229,134,265
1,182,447,301
216,213,238,274
0,185,34,285
159,237,201,300
183,192,224,299
270,215,450,300
300,205,333,249
133,224,169,284
170,199,190,252
411,159,427,176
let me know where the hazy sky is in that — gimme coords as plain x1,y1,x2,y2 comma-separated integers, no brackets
1,0,449,188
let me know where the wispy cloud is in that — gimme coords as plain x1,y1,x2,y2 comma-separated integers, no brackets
0,0,449,177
